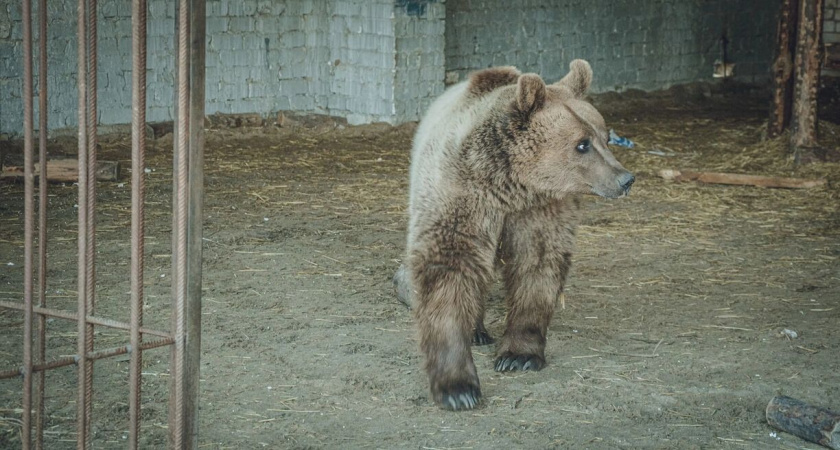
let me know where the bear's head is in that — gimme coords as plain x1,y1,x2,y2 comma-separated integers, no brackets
506,60,634,199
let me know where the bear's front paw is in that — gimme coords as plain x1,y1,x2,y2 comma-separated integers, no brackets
472,328,495,346
494,353,545,372
434,381,481,411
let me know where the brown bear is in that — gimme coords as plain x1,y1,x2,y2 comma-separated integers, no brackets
395,60,634,411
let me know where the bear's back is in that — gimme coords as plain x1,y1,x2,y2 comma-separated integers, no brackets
407,67,521,241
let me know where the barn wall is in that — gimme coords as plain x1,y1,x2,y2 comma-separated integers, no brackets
827,0,840,46
444,0,778,91
0,0,446,135
394,2,446,122
0,0,783,136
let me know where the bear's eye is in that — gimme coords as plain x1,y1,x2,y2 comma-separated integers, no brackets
575,139,591,154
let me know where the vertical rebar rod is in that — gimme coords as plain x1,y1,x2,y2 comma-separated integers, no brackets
129,0,147,447
171,0,190,445
22,0,35,448
34,0,48,447
75,0,90,446
83,0,97,444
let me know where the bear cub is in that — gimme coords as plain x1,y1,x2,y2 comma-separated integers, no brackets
395,60,634,410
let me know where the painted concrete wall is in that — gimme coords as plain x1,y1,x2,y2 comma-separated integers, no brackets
444,0,778,91
0,0,443,134
1,0,783,136
826,0,840,45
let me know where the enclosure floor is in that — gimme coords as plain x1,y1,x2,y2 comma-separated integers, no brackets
2,86,839,449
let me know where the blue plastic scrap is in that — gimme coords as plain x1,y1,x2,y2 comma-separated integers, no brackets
608,129,635,148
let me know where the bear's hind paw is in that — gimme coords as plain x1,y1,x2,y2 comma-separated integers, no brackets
472,328,495,346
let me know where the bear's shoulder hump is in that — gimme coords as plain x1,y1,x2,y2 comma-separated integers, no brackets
467,66,521,97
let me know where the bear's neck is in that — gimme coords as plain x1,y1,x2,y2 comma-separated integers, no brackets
459,116,544,212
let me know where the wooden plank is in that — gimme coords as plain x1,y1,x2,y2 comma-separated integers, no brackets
1,159,120,182
658,169,825,189
766,396,840,449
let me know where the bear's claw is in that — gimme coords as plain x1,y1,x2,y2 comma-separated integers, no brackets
438,383,481,411
494,353,545,372
472,328,495,346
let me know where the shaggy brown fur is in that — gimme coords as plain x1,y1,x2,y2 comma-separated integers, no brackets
467,66,521,97
399,60,633,410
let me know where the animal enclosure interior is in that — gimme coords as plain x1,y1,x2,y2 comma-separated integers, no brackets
2,82,840,448
2,0,840,447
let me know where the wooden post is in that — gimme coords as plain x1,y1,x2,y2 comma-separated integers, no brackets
790,0,824,163
169,0,205,448
768,0,799,138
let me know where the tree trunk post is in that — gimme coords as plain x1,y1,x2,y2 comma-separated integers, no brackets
790,0,824,164
768,0,799,138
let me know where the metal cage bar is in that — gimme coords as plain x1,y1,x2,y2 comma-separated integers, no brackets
2,1,205,448
74,0,92,445
129,0,148,447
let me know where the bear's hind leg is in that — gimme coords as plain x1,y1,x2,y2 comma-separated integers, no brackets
495,202,576,372
472,316,495,346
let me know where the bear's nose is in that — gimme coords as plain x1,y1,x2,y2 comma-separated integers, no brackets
618,173,635,194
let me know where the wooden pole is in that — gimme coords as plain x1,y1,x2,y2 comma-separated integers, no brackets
790,0,824,163
768,0,799,138
169,0,204,447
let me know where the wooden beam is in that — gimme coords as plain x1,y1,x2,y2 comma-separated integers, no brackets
658,169,825,189
790,0,824,163
768,0,799,138
1,159,120,182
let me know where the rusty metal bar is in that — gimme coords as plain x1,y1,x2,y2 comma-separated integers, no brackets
171,0,205,447
0,368,23,380
75,0,91,445
83,1,98,447
22,0,35,447
0,301,171,338
170,0,189,444
0,338,175,381
129,0,148,447
35,0,49,447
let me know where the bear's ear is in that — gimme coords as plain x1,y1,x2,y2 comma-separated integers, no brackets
516,73,546,115
556,59,592,98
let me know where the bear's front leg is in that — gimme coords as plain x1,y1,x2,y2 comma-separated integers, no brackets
495,201,576,372
394,263,495,347
413,261,491,410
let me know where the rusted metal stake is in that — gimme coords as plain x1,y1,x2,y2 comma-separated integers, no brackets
129,0,148,448
76,0,91,446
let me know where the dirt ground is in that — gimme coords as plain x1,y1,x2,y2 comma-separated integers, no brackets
2,82,840,449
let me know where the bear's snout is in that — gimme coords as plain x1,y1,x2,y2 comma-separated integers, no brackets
618,172,635,195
